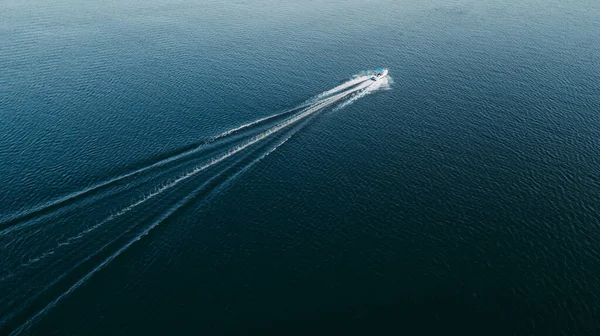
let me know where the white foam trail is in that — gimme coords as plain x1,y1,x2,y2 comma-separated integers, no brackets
1,73,375,233
8,74,387,336
15,76,385,269
8,87,355,336
311,75,371,101
209,105,304,141
0,87,334,235
12,125,303,330
332,76,391,112
17,90,353,268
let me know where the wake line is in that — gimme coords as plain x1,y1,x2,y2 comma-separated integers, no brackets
9,89,353,336
7,76,383,336
78,94,344,228
0,91,326,236
8,141,282,335
5,129,297,331
311,75,370,101
16,86,359,269
0,73,371,235
332,76,389,112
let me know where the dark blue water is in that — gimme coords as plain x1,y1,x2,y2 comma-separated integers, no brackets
2,0,600,334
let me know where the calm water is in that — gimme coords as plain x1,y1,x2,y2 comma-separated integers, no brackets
1,0,600,334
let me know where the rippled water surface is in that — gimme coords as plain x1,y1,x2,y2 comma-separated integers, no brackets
1,0,600,334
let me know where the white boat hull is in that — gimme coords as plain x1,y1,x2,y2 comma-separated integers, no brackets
371,68,389,81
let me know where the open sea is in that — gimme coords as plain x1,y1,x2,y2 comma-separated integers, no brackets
1,0,600,334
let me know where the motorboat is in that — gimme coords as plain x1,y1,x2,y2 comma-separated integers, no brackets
370,68,389,81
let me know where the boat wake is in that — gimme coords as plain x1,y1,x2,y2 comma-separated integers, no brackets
333,76,391,112
0,70,391,335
